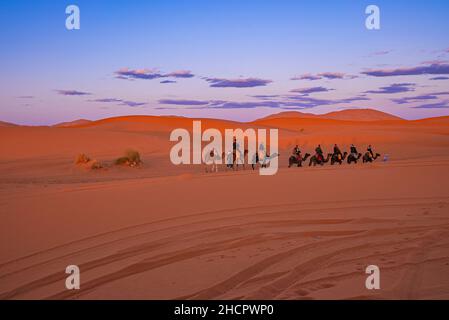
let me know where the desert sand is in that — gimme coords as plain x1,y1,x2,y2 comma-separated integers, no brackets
1,109,449,299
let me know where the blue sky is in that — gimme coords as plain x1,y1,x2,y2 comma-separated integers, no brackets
0,0,449,125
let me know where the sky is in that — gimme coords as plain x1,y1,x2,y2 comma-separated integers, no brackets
0,0,448,125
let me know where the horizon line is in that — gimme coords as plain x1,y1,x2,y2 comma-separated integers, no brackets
3,108,449,127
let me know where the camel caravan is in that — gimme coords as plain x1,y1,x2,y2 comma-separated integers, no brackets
288,144,381,167
205,138,381,173
204,137,279,173
204,147,279,173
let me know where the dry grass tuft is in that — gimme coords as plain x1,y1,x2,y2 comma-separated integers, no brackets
75,154,103,170
115,149,142,167
75,153,91,164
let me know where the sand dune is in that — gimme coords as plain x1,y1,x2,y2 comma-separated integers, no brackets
0,111,448,299
0,121,18,127
258,108,403,122
53,119,92,128
319,109,403,121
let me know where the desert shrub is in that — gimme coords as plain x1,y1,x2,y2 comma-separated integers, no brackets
75,153,90,164
125,149,141,164
115,157,129,165
74,153,103,170
89,160,103,170
115,149,142,167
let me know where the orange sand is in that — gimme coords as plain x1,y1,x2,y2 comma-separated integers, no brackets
0,110,448,299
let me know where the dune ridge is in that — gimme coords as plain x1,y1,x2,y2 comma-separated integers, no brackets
3,108,431,129
257,108,404,122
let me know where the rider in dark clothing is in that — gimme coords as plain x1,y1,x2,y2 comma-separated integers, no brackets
350,144,358,155
367,145,374,159
333,144,342,157
292,145,301,160
315,144,324,162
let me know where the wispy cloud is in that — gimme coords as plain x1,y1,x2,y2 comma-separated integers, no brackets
160,80,177,84
115,68,162,80
17,95,34,99
429,76,449,80
291,74,321,81
392,92,449,104
361,64,449,77
158,99,210,106
207,101,281,109
205,77,272,88
164,94,370,110
284,95,370,108
290,86,334,95
318,72,345,79
365,83,415,94
158,99,281,110
121,100,146,107
165,70,194,78
115,68,194,80
412,101,449,109
421,59,449,65
371,50,392,56
91,98,123,103
56,90,91,96
89,97,146,107
251,94,281,100
291,72,351,81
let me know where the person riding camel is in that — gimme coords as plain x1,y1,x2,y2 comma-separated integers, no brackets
333,144,342,160
233,137,243,160
367,145,374,160
258,142,267,167
315,144,324,162
292,145,301,161
350,144,358,158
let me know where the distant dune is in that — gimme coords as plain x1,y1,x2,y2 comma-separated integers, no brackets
0,109,439,129
53,119,92,127
322,108,403,121
413,115,449,124
259,108,403,122
260,111,320,120
0,120,18,127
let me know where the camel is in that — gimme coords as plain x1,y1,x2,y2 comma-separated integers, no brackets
204,149,221,173
261,152,280,168
222,149,249,170
330,152,348,165
362,152,381,163
235,149,249,169
309,153,332,166
251,152,259,170
288,153,311,167
347,153,362,164
251,152,280,169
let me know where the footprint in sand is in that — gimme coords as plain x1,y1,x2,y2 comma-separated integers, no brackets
295,289,309,296
320,283,335,289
